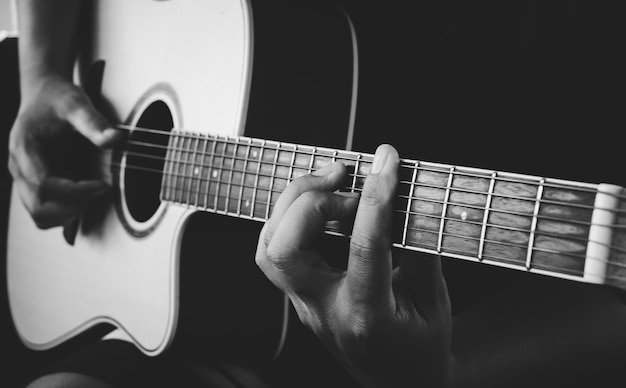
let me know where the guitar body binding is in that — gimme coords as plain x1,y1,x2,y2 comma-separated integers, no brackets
115,83,180,237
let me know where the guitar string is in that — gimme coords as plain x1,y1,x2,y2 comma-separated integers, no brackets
109,160,626,272
111,147,626,242
323,216,625,280
115,124,623,199
112,155,622,231
120,136,626,218
116,158,624,246
113,145,626,219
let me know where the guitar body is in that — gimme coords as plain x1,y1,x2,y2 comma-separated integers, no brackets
7,0,355,359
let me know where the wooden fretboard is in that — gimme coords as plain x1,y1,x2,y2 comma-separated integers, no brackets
155,131,626,291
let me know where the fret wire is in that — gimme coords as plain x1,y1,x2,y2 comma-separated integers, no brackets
195,134,209,206
352,154,361,192
308,147,317,174
174,132,184,203
179,134,189,204
331,150,337,164
478,172,497,261
167,134,177,201
225,138,237,213
214,136,227,211
237,138,252,216
287,145,297,187
162,132,177,201
437,167,455,253
266,142,280,219
187,135,199,206
402,161,419,246
526,178,545,270
205,137,218,210
251,140,265,218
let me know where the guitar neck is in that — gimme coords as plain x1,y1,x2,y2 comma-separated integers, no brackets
156,131,626,291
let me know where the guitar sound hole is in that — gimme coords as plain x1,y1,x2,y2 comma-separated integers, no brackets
124,100,173,223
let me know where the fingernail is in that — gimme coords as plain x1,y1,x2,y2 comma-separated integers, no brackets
370,145,389,175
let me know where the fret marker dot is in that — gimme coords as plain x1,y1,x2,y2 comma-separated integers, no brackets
245,200,250,208
461,211,468,221
252,150,258,158
194,167,199,175
212,170,218,178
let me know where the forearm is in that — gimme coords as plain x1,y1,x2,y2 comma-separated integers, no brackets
17,0,85,97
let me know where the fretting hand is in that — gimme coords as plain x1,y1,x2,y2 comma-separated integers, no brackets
256,144,457,387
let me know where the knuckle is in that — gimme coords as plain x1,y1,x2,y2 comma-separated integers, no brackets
339,308,382,347
7,155,19,180
30,209,53,230
264,238,295,273
254,250,269,272
349,234,381,260
258,224,270,245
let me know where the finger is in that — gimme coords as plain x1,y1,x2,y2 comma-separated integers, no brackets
8,124,49,184
11,178,87,229
30,201,87,230
40,177,110,203
10,143,109,203
346,144,400,306
258,190,358,295
57,89,121,148
10,148,106,228
262,161,348,246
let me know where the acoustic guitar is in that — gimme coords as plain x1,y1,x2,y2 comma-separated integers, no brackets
7,0,626,362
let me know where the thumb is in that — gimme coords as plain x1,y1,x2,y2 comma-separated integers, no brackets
60,89,121,148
